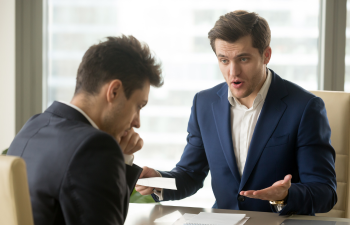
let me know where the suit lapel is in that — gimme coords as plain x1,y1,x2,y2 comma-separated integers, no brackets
212,84,241,185
239,71,288,191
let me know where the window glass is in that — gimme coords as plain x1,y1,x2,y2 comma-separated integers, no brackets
46,0,320,208
345,1,350,92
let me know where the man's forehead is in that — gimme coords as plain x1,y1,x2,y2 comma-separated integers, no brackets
215,37,257,56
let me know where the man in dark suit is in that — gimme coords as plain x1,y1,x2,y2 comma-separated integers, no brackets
136,10,337,215
8,35,163,225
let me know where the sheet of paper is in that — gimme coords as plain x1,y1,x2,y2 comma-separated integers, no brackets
183,212,246,225
172,213,197,225
236,217,250,225
136,177,177,190
154,210,182,223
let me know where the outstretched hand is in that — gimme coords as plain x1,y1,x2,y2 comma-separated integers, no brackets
240,174,292,201
135,166,161,195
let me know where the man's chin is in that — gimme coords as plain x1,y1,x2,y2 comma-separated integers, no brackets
230,89,248,100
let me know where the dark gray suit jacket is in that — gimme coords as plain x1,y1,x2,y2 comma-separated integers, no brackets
8,101,142,225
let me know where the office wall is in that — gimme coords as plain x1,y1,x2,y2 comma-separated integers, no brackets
0,0,15,151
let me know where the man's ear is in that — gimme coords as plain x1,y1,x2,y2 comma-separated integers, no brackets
106,79,123,103
263,46,272,65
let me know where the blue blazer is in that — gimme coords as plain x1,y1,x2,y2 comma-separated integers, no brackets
157,70,337,215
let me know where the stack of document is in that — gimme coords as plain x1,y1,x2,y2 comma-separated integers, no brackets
173,212,249,225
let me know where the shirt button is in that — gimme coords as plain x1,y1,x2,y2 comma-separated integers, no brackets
238,195,245,202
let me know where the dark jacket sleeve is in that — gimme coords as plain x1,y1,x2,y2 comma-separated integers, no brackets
58,132,137,225
126,164,143,194
279,97,337,215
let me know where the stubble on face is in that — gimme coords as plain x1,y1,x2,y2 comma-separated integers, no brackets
228,59,266,100
101,96,126,141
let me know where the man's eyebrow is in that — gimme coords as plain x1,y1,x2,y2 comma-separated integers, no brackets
217,54,227,58
236,53,252,58
216,53,253,58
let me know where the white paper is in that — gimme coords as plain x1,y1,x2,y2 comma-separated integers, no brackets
184,212,246,225
172,213,197,225
136,177,177,190
236,217,249,225
154,210,183,223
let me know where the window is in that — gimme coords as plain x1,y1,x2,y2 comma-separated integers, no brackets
46,0,320,207
345,1,350,92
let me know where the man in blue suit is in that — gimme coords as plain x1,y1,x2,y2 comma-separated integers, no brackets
136,10,337,215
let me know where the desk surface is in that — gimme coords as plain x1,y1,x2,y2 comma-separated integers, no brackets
125,203,350,225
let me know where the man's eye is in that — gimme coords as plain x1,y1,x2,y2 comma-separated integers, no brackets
221,59,228,63
241,58,248,62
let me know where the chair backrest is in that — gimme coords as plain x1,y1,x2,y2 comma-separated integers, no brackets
310,91,350,218
0,155,34,225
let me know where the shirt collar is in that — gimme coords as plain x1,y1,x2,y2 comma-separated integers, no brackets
227,68,272,108
58,101,99,130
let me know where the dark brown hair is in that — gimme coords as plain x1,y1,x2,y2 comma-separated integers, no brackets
75,35,163,98
208,10,271,55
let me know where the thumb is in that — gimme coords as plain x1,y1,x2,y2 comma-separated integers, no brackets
282,174,292,185
139,166,149,178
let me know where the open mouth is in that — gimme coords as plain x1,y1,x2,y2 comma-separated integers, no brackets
232,81,243,88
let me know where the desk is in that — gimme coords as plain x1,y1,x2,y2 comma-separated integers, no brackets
125,203,350,225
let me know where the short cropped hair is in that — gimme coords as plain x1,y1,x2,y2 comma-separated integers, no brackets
75,35,163,98
208,10,271,55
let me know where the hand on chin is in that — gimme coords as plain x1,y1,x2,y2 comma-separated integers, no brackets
118,128,144,155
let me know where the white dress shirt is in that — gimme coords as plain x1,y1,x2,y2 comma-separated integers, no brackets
59,101,134,166
228,69,272,176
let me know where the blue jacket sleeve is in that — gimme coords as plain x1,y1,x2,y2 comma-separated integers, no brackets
279,97,337,215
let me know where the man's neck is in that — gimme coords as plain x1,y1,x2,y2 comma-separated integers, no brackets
70,94,104,129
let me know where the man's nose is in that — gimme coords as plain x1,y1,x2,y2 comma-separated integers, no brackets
229,62,240,77
131,113,141,128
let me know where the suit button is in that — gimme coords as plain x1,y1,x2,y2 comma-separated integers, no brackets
238,195,245,202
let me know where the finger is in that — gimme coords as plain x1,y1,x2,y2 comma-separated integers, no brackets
119,128,134,150
136,186,154,195
240,190,255,196
139,166,160,178
124,132,140,153
139,166,149,178
127,138,143,155
241,190,265,200
135,185,150,192
125,136,143,155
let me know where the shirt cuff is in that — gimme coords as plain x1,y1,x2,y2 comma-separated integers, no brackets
274,204,287,212
123,154,134,166
153,170,163,200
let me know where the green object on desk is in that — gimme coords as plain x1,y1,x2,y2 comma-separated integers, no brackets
130,189,157,203
1,147,154,203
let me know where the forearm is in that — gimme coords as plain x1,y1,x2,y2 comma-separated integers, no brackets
279,182,337,215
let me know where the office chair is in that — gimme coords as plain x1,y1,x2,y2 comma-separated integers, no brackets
310,91,350,218
0,155,34,225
